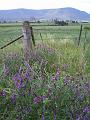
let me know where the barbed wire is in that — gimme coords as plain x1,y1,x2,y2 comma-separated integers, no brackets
0,25,90,50
0,35,23,49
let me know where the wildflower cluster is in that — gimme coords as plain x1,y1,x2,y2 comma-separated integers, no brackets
0,55,90,120
76,106,90,120
12,61,34,90
51,68,60,81
12,73,23,89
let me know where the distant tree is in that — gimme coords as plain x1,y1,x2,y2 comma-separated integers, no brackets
37,20,41,23
72,21,75,23
54,19,68,26
71,20,78,24
76,21,78,23
3,21,7,23
66,20,70,23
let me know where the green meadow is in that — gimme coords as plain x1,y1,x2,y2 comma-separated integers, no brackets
0,23,90,120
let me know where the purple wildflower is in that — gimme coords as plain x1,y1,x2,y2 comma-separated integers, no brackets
24,61,34,81
51,76,56,81
42,113,45,120
63,78,69,85
83,106,90,113
85,82,90,88
33,95,47,105
51,68,60,81
0,90,6,97
24,70,31,80
33,96,42,104
53,111,56,120
24,61,33,72
12,73,23,89
63,75,71,85
19,66,23,74
76,117,81,120
76,114,90,120
56,68,60,76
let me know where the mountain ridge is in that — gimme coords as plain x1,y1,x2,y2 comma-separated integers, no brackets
0,7,90,21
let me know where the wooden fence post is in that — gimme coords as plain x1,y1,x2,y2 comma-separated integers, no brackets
22,21,32,60
83,30,87,50
78,25,83,46
30,26,35,46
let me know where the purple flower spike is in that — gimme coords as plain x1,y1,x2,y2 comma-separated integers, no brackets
12,73,23,89
54,111,56,120
85,82,90,90
42,113,45,120
51,76,56,81
76,117,81,120
63,78,69,85
83,106,90,113
51,68,60,81
24,61,32,71
0,90,6,97
56,68,60,74
33,96,42,104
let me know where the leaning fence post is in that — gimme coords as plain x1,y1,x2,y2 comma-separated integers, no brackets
78,24,83,46
22,21,32,60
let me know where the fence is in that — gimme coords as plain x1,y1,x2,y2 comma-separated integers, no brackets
0,21,90,55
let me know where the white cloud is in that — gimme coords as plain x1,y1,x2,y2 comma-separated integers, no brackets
0,0,90,13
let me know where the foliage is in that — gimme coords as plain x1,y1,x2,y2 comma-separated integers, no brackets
54,19,68,26
84,26,90,31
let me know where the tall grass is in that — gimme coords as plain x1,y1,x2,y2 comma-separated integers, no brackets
0,38,90,120
0,24,90,120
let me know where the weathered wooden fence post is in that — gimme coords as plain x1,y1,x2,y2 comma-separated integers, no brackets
78,24,83,46
22,21,32,60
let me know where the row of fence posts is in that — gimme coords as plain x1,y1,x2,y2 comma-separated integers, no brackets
22,22,84,55
0,21,87,60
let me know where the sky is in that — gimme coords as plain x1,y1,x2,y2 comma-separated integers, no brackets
0,0,90,13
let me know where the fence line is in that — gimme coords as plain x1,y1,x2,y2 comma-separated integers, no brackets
0,22,35,50
0,22,90,51
0,35,23,49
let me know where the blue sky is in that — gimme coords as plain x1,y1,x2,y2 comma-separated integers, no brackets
0,0,90,13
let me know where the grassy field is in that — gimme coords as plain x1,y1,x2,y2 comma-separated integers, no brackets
0,23,90,120
0,22,90,46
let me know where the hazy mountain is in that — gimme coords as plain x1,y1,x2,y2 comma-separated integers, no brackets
0,7,90,21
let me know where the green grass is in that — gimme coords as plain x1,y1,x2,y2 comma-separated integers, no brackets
0,22,90,77
0,22,90,47
0,23,90,120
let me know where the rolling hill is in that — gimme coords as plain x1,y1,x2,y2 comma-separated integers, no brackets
0,7,90,21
